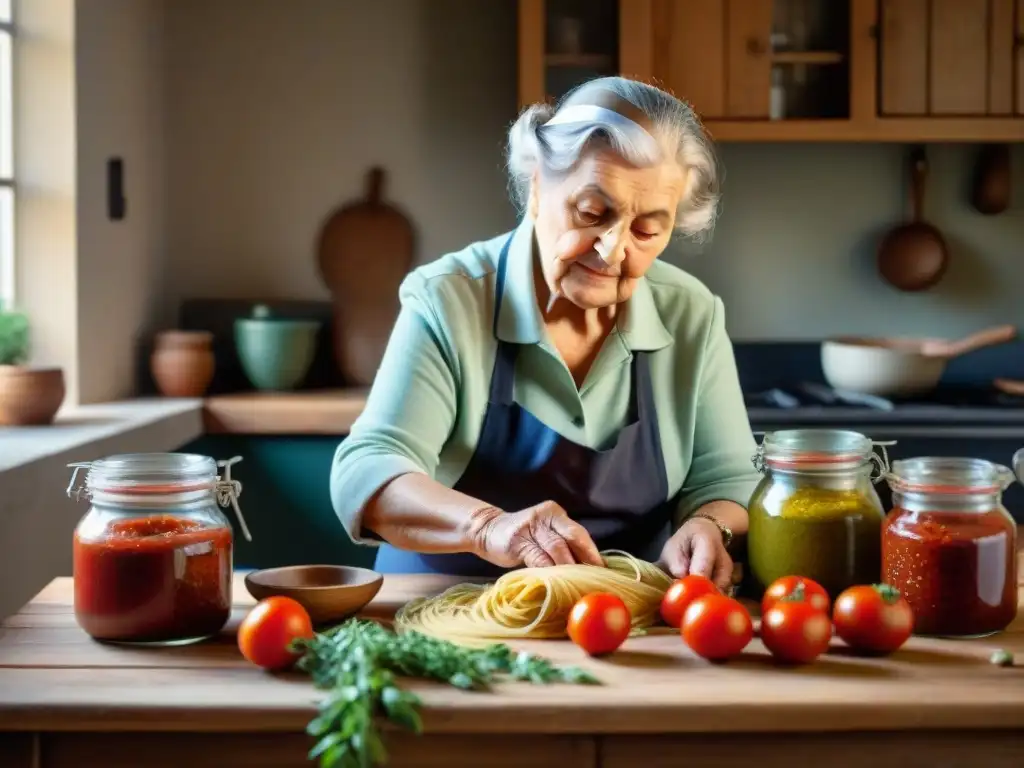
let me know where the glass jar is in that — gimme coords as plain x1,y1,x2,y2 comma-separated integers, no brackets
748,429,887,597
883,457,1018,639
68,453,250,645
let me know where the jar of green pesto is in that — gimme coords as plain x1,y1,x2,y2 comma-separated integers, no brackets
748,429,888,598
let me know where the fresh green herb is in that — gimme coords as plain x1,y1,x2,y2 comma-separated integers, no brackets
990,648,1014,667
293,619,599,768
0,304,29,366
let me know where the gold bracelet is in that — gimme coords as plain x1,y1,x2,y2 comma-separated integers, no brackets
689,512,734,548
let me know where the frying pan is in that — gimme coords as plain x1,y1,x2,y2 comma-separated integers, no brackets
877,146,949,292
821,325,1017,397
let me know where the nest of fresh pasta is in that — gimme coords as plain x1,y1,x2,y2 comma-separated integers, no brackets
394,551,672,643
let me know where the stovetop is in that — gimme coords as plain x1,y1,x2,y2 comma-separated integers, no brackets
745,382,1024,412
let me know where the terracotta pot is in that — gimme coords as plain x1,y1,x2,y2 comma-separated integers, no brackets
150,330,215,397
0,366,66,426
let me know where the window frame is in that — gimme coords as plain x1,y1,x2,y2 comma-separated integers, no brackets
0,12,15,308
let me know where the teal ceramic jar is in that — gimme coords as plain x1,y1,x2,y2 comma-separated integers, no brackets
234,305,321,391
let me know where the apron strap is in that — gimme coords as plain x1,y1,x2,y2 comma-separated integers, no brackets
633,352,655,416
492,233,514,338
633,350,669,498
487,342,519,406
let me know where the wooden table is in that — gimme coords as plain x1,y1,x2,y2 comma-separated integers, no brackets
1,569,1023,768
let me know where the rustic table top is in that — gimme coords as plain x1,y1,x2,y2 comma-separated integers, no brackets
1,561,1023,736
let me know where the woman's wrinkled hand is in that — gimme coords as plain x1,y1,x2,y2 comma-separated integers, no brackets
658,516,734,592
470,502,604,569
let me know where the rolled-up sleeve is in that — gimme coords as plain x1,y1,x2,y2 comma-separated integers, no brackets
674,296,761,527
330,272,459,545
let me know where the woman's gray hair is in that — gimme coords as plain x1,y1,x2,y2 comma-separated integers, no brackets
506,77,720,241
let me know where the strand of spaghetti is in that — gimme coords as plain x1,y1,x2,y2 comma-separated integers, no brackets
393,552,673,644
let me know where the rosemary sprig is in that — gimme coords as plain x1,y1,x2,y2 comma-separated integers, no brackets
293,619,599,768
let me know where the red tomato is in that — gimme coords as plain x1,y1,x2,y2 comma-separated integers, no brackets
681,594,753,661
238,596,315,670
761,599,833,664
833,584,914,655
567,592,631,656
660,575,718,629
761,576,831,616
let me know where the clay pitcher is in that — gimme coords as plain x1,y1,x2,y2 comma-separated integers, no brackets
150,331,215,397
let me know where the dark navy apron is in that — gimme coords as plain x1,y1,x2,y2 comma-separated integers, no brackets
374,234,678,575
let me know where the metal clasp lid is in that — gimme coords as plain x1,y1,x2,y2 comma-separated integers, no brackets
868,441,895,484
752,434,896,485
217,456,252,542
65,462,92,502
65,455,253,542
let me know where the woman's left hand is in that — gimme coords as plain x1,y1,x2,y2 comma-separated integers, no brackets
658,517,733,592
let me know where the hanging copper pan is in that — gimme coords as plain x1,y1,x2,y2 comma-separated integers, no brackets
877,146,949,292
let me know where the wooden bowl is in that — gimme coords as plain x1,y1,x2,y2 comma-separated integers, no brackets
244,565,383,625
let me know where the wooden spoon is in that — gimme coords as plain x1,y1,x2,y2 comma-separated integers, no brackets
877,146,950,293
994,378,1024,397
971,144,1011,216
915,325,1017,358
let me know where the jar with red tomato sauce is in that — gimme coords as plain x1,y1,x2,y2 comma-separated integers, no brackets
68,453,251,645
883,457,1017,639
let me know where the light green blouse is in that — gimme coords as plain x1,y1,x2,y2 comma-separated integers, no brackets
331,219,761,545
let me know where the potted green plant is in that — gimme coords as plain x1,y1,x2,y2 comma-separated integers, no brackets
0,305,65,426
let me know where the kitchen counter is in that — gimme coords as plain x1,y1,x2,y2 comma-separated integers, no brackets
2,563,1023,768
748,405,1024,440
199,390,1024,437
203,389,368,435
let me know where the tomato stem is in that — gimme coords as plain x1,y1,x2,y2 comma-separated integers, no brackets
780,582,806,603
872,583,902,604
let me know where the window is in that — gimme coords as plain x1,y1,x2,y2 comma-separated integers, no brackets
0,0,13,308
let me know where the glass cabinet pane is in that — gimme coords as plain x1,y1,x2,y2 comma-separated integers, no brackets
543,0,618,102
769,0,850,120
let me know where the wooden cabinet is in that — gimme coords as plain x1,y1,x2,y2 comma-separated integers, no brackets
518,0,1024,142
651,0,850,120
880,0,1019,116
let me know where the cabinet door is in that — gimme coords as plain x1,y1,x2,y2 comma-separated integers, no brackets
1018,0,1024,114
652,0,772,119
988,0,1016,114
929,0,989,115
879,0,928,115
879,0,1018,117
653,0,727,118
725,0,774,117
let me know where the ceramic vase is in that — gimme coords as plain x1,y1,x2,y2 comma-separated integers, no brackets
150,330,215,397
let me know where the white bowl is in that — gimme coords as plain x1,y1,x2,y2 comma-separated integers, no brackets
821,339,946,397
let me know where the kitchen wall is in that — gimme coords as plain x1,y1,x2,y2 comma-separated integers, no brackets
163,0,1024,342
75,0,167,403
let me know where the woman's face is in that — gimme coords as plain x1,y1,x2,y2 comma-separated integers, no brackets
531,148,686,310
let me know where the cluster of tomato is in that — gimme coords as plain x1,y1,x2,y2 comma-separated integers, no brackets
567,575,915,664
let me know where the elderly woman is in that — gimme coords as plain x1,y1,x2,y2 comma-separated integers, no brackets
330,76,760,591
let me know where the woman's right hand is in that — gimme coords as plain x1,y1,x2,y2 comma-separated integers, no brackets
470,502,604,569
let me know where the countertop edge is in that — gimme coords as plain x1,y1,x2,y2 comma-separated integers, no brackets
1,696,1023,735
202,392,1024,437
203,389,369,435
0,399,205,474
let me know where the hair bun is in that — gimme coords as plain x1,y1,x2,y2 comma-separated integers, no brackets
505,103,556,210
